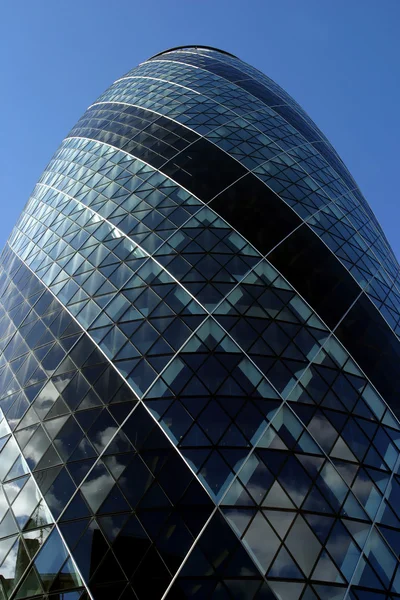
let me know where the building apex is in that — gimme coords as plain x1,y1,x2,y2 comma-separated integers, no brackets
148,45,238,60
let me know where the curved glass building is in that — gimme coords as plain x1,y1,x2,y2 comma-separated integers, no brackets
1,45,400,600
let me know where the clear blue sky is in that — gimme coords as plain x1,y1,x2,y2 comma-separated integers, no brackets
1,0,399,257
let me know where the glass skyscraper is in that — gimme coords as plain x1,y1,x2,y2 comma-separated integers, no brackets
1,45,400,600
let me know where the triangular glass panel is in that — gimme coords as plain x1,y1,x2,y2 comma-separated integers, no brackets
311,550,345,583
268,581,304,600
268,545,304,579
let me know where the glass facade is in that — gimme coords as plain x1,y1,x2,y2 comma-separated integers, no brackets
1,45,400,600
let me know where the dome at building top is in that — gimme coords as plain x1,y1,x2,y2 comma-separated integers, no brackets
149,45,239,59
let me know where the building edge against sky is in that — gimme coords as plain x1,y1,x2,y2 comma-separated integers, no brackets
0,45,399,600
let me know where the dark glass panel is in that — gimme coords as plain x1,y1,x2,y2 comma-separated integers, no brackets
336,293,400,416
210,173,301,256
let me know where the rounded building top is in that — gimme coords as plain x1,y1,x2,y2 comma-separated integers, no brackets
148,45,238,60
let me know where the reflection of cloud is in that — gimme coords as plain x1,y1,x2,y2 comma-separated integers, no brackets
103,456,127,480
0,528,54,582
308,415,337,451
0,489,9,520
93,426,118,453
319,463,349,504
56,435,90,460
225,510,253,538
99,515,126,541
285,516,321,576
246,482,268,504
33,382,59,417
265,511,295,539
316,534,358,581
263,481,296,507
45,489,64,514
350,474,382,518
237,455,258,486
242,513,280,572
22,434,50,467
37,383,59,402
81,470,114,512
26,373,46,387
12,480,42,526
55,424,118,459
270,477,309,508
268,546,300,578
0,541,18,579
299,454,322,474
329,459,357,485
0,440,23,480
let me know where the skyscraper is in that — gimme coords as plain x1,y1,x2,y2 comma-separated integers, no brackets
0,44,399,599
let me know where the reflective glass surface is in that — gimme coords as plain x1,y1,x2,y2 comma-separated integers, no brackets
1,45,400,600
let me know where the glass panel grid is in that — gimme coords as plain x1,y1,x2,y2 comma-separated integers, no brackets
1,45,400,600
